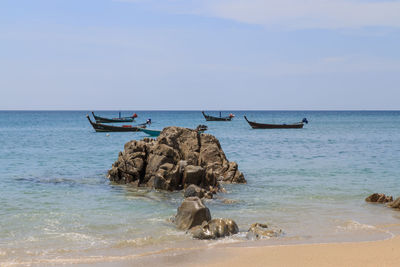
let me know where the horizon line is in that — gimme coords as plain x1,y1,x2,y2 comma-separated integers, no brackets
1,109,400,112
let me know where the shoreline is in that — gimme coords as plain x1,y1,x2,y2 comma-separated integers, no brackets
4,229,400,267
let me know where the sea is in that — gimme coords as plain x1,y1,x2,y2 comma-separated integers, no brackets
1,110,400,266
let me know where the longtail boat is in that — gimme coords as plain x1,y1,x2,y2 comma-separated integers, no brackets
244,116,308,129
92,112,137,123
139,125,208,137
138,128,161,137
202,111,234,121
86,115,145,132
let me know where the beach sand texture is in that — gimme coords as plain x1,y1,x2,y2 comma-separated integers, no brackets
194,237,400,267
60,235,400,267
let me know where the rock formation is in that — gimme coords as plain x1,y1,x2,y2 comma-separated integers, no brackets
365,193,400,211
174,197,238,239
175,197,211,230
108,127,246,194
387,197,400,209
365,193,393,203
189,219,239,239
246,223,282,240
184,184,213,199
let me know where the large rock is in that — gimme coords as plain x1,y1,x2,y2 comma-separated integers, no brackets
175,197,211,230
189,218,239,239
365,193,393,203
183,165,205,186
246,223,282,240
107,127,246,194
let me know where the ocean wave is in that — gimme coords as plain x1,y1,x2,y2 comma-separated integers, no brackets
13,176,106,187
336,220,376,232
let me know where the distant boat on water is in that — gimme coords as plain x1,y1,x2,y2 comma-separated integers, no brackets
244,116,308,129
92,112,137,123
202,111,234,121
138,128,162,137
139,125,208,137
86,115,145,132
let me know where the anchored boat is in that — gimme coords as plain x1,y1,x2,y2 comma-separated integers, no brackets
86,115,145,132
202,111,234,121
139,125,208,137
92,112,137,123
244,116,308,129
138,128,161,137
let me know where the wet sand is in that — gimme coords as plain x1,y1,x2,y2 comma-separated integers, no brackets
6,235,400,266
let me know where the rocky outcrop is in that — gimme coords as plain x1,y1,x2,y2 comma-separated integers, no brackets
174,197,239,239
365,193,400,211
365,193,393,203
189,219,239,239
108,127,246,194
184,184,213,199
387,197,400,209
175,197,211,230
246,223,282,240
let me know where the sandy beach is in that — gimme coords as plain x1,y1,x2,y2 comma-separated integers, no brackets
68,234,400,267
188,236,400,267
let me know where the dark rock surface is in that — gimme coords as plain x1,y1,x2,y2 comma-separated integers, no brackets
108,127,246,194
184,184,213,199
387,197,400,209
175,197,211,230
246,223,282,240
365,193,393,203
189,218,239,239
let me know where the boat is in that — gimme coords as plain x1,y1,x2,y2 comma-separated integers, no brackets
138,128,161,137
86,115,145,132
202,111,234,121
244,116,308,129
139,125,208,137
92,112,137,123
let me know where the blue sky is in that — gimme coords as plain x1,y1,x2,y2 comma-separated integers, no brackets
1,0,399,110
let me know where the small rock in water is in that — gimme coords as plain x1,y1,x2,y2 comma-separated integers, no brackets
184,184,206,199
387,197,400,209
175,197,211,230
365,193,393,203
246,223,282,240
189,218,239,240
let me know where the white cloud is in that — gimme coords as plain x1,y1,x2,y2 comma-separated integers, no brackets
118,0,400,29
202,0,400,29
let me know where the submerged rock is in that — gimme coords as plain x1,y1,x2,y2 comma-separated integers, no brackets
246,223,282,240
175,197,211,230
184,184,212,199
189,218,239,239
387,197,400,209
365,193,393,203
108,127,246,194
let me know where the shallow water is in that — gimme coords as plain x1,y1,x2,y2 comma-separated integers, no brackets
1,110,400,265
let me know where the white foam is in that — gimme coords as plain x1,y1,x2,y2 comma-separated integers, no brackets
336,220,376,231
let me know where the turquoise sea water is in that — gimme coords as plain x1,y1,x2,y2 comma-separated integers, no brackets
1,111,400,265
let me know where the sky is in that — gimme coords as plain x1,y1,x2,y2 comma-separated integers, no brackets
1,0,400,110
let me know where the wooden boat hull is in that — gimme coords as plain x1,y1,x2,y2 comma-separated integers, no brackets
202,111,232,121
92,112,135,123
139,128,161,137
244,116,304,129
140,125,208,137
87,115,143,132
